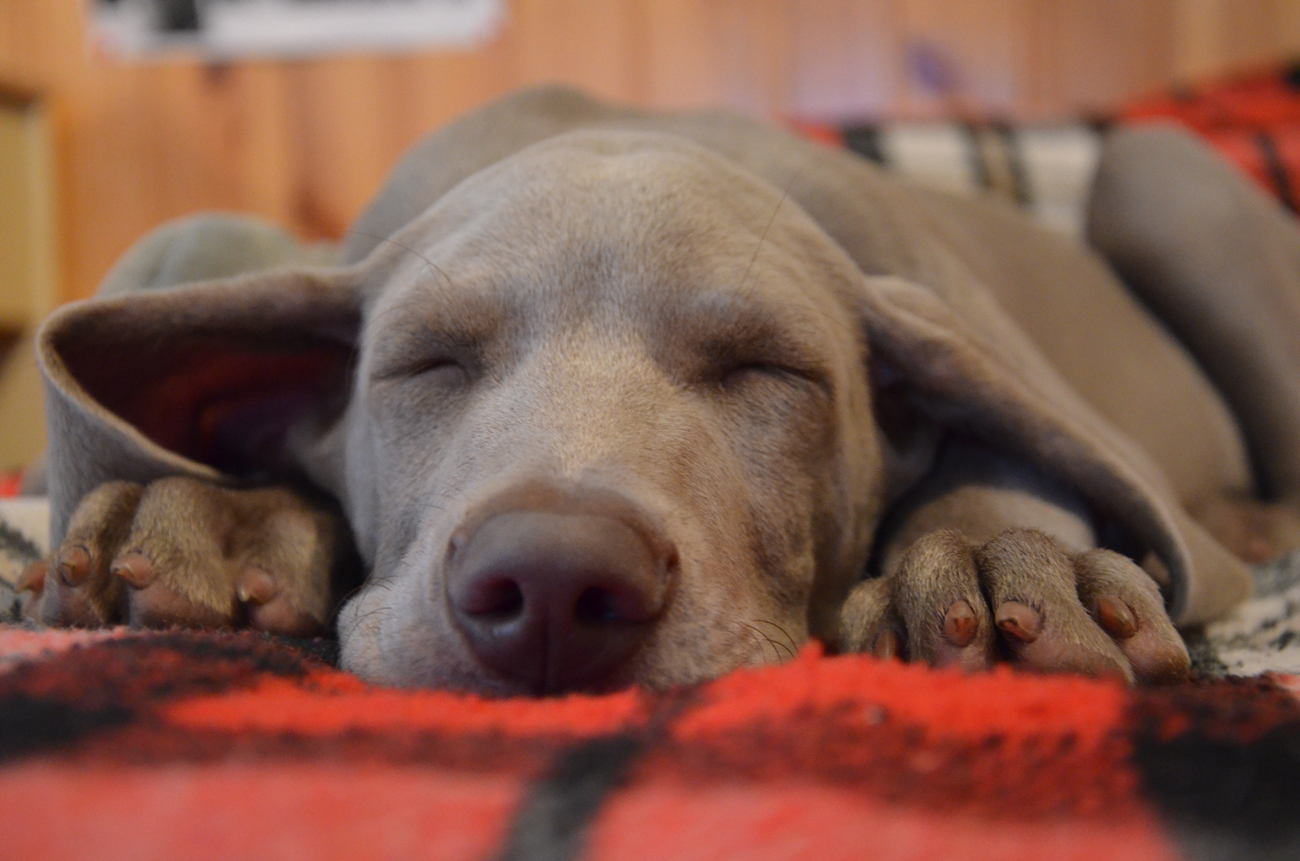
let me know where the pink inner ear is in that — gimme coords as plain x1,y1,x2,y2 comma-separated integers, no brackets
70,338,351,475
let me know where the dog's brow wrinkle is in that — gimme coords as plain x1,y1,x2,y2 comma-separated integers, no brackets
346,229,454,294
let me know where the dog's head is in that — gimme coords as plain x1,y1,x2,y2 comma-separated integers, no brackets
310,131,925,693
40,127,1222,694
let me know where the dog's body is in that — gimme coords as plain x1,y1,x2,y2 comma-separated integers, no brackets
23,87,1300,694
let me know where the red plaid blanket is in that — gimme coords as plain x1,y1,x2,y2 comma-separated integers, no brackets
0,628,1295,860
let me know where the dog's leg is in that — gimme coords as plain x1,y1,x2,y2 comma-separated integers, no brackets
1089,127,1300,537
22,478,358,635
840,438,1189,683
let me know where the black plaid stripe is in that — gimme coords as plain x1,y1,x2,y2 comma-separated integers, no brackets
496,733,648,861
1131,678,1300,860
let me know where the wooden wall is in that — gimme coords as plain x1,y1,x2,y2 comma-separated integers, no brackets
2,0,1300,302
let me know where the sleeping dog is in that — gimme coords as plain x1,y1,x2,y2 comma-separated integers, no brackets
21,87,1300,694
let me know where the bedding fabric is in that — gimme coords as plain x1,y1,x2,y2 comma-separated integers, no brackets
0,501,1298,860
0,627,1298,860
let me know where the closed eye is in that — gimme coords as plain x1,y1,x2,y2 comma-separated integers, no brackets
365,302,493,386
373,355,470,386
722,362,811,385
716,360,830,399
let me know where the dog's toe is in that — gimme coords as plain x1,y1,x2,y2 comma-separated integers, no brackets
891,530,995,671
236,566,325,637
110,552,157,589
114,481,344,633
110,479,242,628
23,481,143,626
120,568,237,629
976,530,1133,683
1075,549,1189,683
839,529,997,671
38,545,112,626
839,575,897,654
226,496,350,636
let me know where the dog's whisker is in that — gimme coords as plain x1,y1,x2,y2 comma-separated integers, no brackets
739,621,778,664
334,575,400,641
338,602,395,642
751,619,799,658
332,580,368,610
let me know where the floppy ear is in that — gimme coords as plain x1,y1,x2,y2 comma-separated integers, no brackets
37,267,363,543
855,274,1252,626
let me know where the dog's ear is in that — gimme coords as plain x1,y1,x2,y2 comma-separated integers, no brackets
855,274,1252,625
38,267,363,540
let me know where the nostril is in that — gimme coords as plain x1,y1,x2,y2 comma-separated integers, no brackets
461,576,525,620
575,586,621,625
573,582,659,625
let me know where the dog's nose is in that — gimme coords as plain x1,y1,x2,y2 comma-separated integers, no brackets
446,510,673,694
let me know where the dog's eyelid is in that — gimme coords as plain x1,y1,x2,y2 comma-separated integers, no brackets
369,341,479,383
367,323,490,380
378,356,465,379
707,334,828,383
729,362,829,391
712,351,832,399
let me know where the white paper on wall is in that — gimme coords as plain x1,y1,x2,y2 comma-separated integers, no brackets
90,0,506,60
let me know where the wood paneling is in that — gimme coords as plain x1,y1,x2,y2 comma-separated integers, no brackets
1173,0,1300,79
0,93,55,467
2,0,1299,302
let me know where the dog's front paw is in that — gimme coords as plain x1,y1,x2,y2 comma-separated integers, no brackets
20,478,354,636
839,528,1189,684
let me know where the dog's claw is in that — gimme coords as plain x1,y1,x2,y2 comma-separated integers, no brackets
17,559,47,595
872,630,902,660
995,601,1042,643
1096,595,1137,639
111,554,157,589
943,600,977,647
55,546,92,587
237,567,278,605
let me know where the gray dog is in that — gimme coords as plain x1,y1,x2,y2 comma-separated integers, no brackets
21,87,1300,695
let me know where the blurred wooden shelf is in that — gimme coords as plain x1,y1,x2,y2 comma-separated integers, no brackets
0,81,55,331
0,79,55,469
